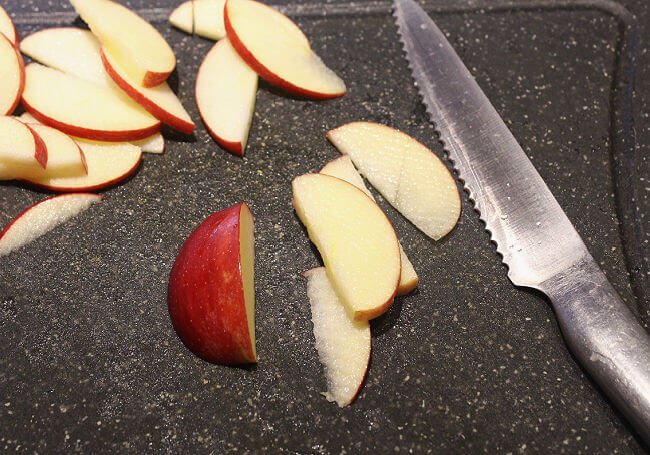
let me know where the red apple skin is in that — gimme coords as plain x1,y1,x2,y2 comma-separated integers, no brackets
20,98,162,142
142,70,172,88
21,123,48,169
100,48,195,134
1,32,25,116
168,203,256,365
223,0,345,101
202,121,244,157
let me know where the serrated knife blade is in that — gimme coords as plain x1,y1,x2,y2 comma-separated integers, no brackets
393,0,650,441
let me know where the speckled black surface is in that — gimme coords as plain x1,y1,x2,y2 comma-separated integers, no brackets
0,0,648,453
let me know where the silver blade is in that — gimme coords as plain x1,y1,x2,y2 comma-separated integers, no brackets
393,0,589,288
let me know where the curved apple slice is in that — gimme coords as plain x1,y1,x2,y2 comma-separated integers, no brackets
225,0,346,100
0,33,24,116
196,39,257,156
168,203,257,365
169,1,193,34
327,122,461,241
304,267,370,407
292,174,401,321
194,0,226,40
0,6,18,46
132,133,165,154
0,116,47,179
70,0,175,87
22,63,161,142
0,193,102,257
320,155,418,296
22,140,141,192
101,47,194,134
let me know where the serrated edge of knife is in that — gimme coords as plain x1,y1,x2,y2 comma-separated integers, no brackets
393,8,510,264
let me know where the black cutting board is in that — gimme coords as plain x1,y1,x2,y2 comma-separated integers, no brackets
1,0,648,453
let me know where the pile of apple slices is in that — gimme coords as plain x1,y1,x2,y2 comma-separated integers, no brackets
173,0,346,156
294,122,461,406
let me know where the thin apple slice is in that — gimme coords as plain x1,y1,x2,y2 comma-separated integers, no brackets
168,203,257,365
22,63,161,142
194,0,226,40
196,39,257,156
169,1,193,34
327,122,461,241
70,0,176,87
304,267,370,407
0,116,47,179
320,155,418,295
0,193,102,257
292,173,401,321
101,47,194,134
0,33,24,116
0,6,18,46
225,0,346,100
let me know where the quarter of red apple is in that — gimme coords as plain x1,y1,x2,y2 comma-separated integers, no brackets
168,203,257,365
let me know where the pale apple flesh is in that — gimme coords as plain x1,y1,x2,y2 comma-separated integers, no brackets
168,203,257,365
0,6,18,46
327,122,461,241
0,116,47,179
225,0,346,100
194,0,226,40
195,38,257,156
292,173,401,321
0,32,24,116
0,193,102,257
70,0,176,87
169,1,193,34
320,155,418,296
132,132,165,154
304,267,370,407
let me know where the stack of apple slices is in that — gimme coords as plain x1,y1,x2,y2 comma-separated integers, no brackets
182,0,346,156
294,123,461,406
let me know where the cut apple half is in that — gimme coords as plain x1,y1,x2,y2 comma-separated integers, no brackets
320,155,418,295
0,6,18,46
0,116,47,179
0,32,24,116
328,122,461,241
225,0,346,100
0,193,102,257
169,1,193,34
196,39,257,156
70,0,176,87
292,173,401,321
304,267,370,407
194,0,226,40
22,63,161,142
168,203,257,365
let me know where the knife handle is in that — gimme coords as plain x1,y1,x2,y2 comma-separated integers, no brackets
541,255,650,443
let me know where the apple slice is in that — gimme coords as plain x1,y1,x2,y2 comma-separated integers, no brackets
168,203,257,365
132,133,165,154
224,0,346,100
320,155,418,296
0,193,102,257
0,116,47,179
169,1,193,34
304,267,370,407
327,122,461,241
22,63,161,142
0,33,24,116
292,173,400,321
194,0,226,40
0,6,18,46
70,0,176,87
196,39,257,156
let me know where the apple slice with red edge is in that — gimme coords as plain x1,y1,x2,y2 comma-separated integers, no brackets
225,0,346,100
0,193,102,257
0,116,47,179
169,1,193,34
70,0,176,87
0,6,18,46
22,63,161,142
292,173,401,321
168,202,257,365
196,39,257,156
304,267,370,407
320,155,418,296
327,122,461,241
0,33,24,116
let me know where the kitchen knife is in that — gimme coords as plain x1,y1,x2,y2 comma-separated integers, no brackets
393,0,650,442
